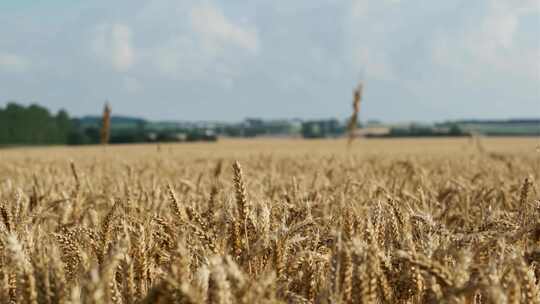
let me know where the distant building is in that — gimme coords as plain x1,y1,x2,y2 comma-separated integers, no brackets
356,127,390,137
301,119,344,138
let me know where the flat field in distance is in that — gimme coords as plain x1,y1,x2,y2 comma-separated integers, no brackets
0,137,539,303
1,136,538,159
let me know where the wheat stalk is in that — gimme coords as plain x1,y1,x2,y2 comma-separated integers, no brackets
100,102,111,145
347,82,363,147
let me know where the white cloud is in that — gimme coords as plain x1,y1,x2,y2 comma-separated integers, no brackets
430,0,540,82
190,3,259,54
346,0,405,80
345,0,540,86
143,2,260,80
352,49,395,81
150,36,217,80
92,23,135,71
123,76,141,93
0,53,29,72
351,0,399,18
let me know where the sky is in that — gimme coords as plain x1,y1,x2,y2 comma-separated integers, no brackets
0,0,539,122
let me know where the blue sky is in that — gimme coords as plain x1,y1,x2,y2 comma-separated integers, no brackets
0,0,539,122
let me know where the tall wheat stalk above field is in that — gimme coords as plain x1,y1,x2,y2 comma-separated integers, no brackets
100,102,111,144
348,82,363,147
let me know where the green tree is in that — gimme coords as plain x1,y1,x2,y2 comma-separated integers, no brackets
0,102,75,145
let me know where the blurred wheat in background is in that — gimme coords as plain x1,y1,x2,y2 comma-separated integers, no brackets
347,83,363,148
100,103,111,145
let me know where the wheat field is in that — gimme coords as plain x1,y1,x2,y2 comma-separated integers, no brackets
0,137,539,304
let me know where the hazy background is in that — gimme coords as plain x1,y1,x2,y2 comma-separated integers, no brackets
0,0,539,122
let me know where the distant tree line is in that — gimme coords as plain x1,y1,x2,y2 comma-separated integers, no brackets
384,124,466,138
212,119,348,138
0,102,119,145
0,103,73,145
0,102,465,146
0,102,218,146
1,102,535,146
0,102,345,145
